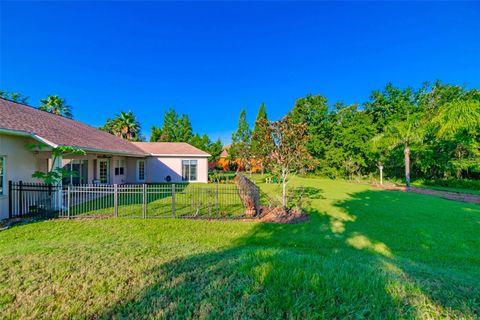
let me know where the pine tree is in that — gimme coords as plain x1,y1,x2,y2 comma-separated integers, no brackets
230,108,251,171
251,103,270,173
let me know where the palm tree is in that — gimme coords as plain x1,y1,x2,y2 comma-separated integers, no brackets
374,115,424,189
114,111,141,140
39,95,73,118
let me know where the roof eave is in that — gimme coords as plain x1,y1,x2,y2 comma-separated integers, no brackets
0,128,58,148
148,153,211,157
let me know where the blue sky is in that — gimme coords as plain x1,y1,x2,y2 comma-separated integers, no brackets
1,1,479,143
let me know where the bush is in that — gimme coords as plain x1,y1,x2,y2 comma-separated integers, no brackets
420,178,480,191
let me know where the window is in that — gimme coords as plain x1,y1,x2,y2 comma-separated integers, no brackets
0,156,5,195
62,160,88,185
137,160,145,182
114,159,125,176
182,160,197,181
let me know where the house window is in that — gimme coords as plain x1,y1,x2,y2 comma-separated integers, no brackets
182,160,197,181
114,159,125,176
137,160,145,182
62,159,88,185
0,156,5,195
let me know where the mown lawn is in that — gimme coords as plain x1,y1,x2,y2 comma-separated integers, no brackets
0,177,479,319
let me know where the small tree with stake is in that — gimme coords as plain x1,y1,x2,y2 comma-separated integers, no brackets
253,116,314,209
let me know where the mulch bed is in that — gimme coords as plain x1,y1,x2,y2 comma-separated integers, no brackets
258,206,310,224
373,184,480,204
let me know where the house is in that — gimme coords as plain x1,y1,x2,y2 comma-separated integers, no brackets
0,98,210,218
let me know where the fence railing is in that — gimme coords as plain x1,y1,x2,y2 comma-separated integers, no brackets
7,179,257,220
8,181,62,218
60,183,246,219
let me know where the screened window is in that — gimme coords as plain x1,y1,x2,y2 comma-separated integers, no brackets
182,160,197,181
62,160,88,185
0,156,5,195
114,159,125,176
137,160,145,182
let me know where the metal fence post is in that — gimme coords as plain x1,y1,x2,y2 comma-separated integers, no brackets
171,184,175,218
143,184,147,218
114,184,118,218
18,181,23,217
67,185,71,219
8,181,12,219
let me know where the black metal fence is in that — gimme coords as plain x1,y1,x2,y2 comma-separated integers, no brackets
60,184,247,219
8,181,62,218
7,179,258,220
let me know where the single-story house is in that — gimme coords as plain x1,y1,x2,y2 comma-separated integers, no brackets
0,98,210,218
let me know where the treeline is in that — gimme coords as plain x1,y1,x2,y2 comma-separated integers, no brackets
100,108,223,161
150,109,223,161
231,81,480,184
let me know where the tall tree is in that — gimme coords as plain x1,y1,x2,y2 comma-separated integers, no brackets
255,116,314,208
39,95,73,118
115,111,141,141
99,111,142,141
0,90,29,103
150,109,193,142
288,94,330,166
230,109,251,172
251,103,271,174
364,83,419,131
373,114,424,189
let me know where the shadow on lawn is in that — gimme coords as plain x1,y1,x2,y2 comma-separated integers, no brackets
98,189,480,319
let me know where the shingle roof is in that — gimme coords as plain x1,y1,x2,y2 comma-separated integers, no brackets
0,98,146,156
132,142,210,157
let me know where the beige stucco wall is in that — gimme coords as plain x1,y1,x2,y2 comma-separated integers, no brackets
0,134,46,219
145,156,208,183
61,155,132,185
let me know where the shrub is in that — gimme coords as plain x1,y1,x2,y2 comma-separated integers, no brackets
420,178,480,191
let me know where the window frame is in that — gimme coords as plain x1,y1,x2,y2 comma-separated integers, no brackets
136,159,145,183
63,159,88,185
181,159,198,182
114,159,125,176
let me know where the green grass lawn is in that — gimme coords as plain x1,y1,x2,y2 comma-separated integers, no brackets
1,177,479,319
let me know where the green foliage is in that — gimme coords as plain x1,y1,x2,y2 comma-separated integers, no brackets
26,144,86,185
39,95,73,118
291,81,480,184
100,111,143,141
150,109,222,161
150,109,193,142
289,94,330,160
419,178,480,191
254,116,315,207
230,108,252,170
0,90,29,103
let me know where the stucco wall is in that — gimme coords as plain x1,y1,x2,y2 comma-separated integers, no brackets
0,134,44,219
145,156,208,183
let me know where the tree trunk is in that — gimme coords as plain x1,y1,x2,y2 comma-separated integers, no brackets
404,143,410,190
282,172,287,209
379,164,383,185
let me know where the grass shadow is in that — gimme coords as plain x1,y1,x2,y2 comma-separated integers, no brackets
96,187,480,318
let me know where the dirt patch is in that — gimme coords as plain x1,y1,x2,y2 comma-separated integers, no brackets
373,184,480,204
258,206,310,224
